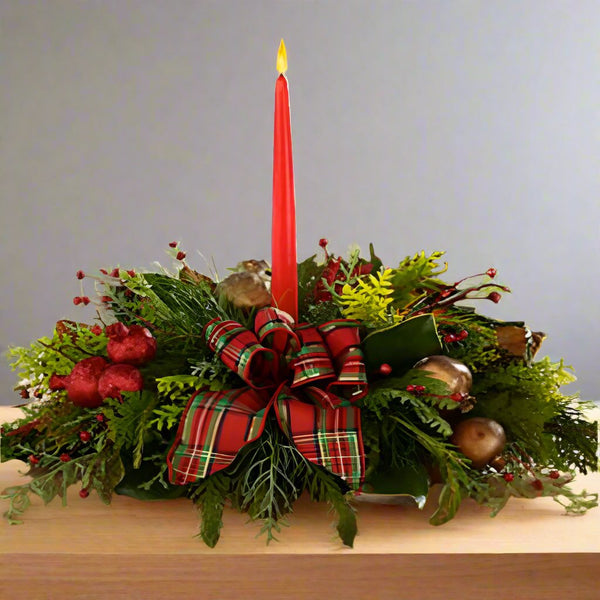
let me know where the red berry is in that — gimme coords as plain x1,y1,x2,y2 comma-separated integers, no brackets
60,453,71,462
531,479,544,491
549,470,560,479
81,296,91,305
79,431,92,443
406,384,415,393
96,414,105,422
414,385,426,394
90,325,103,336
100,268,108,275
76,270,86,280
503,473,514,482
176,251,186,261
20,389,29,399
486,268,497,278
169,241,178,248
450,392,464,402
79,489,90,499
379,363,392,376
127,270,135,277
443,333,457,343
488,291,502,303
458,330,469,340
28,455,40,465
110,268,120,278
73,296,83,305
101,295,112,303
319,238,328,248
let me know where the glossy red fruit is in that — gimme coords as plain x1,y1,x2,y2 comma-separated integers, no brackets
49,374,68,390
79,489,90,498
503,472,514,482
107,325,157,366
79,431,92,443
65,357,108,408
98,364,143,400
379,363,392,376
488,291,502,303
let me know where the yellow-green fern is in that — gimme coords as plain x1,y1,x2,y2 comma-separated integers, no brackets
339,269,400,326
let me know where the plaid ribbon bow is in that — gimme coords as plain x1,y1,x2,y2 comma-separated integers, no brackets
167,307,368,489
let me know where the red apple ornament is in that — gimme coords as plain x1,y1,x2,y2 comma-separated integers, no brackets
98,364,143,399
48,356,108,408
106,323,157,366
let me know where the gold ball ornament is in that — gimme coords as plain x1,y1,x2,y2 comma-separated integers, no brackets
412,355,473,395
450,417,507,469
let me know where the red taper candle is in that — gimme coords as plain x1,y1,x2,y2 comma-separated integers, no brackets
271,39,298,322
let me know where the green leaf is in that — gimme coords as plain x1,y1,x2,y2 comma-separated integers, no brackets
297,254,322,312
362,463,430,508
362,314,443,375
368,243,383,273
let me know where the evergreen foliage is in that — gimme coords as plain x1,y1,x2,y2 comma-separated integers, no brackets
1,242,597,546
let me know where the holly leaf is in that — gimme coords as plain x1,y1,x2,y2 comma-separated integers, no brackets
362,314,443,375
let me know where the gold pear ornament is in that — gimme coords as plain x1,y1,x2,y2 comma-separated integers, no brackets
217,260,272,309
450,417,507,469
413,355,473,395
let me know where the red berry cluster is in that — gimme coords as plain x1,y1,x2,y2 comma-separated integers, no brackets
405,384,426,395
443,330,469,344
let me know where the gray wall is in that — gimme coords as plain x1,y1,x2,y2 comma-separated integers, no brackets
1,1,599,403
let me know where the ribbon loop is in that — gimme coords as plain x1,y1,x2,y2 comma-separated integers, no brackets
319,320,368,404
254,307,300,357
290,325,336,388
204,318,277,389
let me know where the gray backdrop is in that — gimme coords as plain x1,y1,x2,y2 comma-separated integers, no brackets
1,1,599,404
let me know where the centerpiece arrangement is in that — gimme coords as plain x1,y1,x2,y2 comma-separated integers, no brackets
1,42,597,547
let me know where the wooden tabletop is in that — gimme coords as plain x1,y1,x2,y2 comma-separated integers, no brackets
1,405,598,599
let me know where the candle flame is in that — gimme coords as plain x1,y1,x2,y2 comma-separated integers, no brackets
276,39,288,74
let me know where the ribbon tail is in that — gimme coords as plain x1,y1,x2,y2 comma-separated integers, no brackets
167,388,270,485
274,391,365,490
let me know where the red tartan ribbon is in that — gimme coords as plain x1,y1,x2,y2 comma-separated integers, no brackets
167,307,368,489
